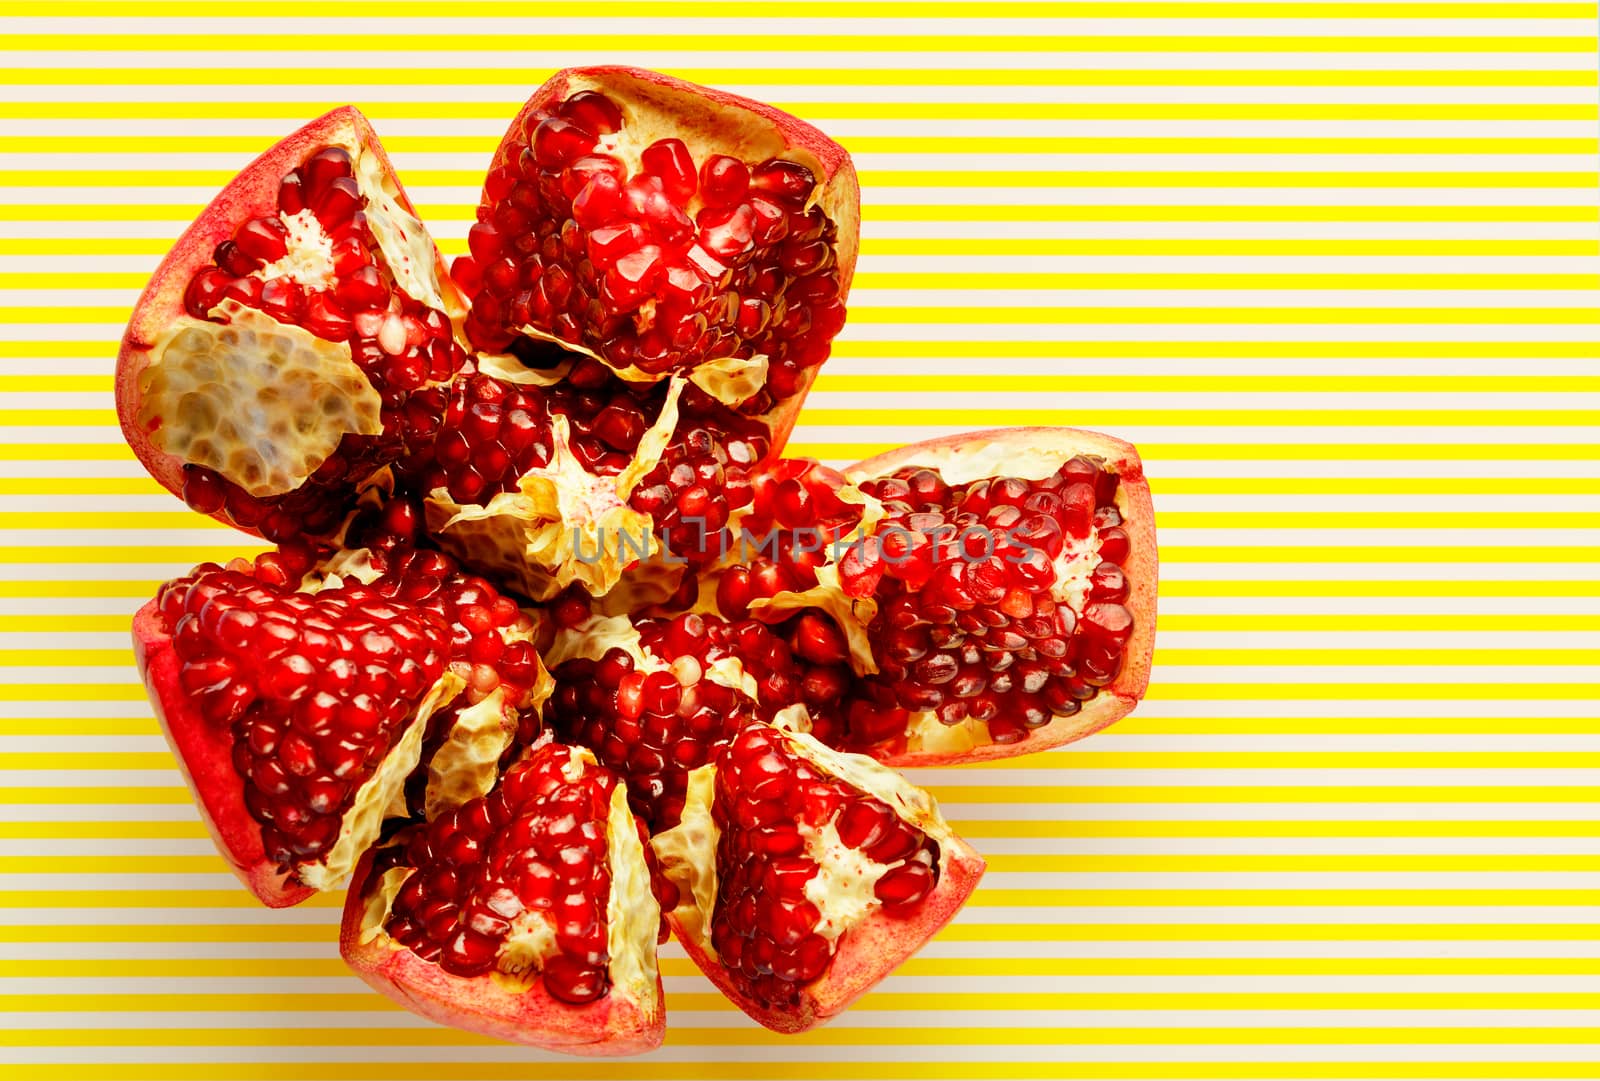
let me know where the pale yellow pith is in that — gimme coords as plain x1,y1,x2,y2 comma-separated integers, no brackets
138,301,381,499
650,764,720,956
421,689,514,821
426,380,685,601
297,670,466,892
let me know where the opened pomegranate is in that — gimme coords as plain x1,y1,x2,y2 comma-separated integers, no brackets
653,712,984,1032
342,741,665,1054
700,428,1157,764
115,69,1162,1053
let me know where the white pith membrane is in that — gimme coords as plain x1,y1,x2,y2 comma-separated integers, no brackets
510,70,853,408
651,704,957,962
261,209,336,289
425,380,686,601
137,301,381,499
358,744,661,1010
297,669,465,891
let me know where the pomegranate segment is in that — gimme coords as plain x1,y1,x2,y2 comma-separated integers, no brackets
713,430,1156,765
116,107,468,543
343,742,664,1054
133,528,550,907
653,712,984,1033
456,66,860,428
839,428,1157,763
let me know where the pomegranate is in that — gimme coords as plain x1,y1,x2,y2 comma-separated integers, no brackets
703,428,1157,764
342,741,665,1054
116,107,468,542
652,711,984,1032
113,71,1160,1053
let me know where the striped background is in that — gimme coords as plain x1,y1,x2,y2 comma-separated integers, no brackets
3,2,1599,1078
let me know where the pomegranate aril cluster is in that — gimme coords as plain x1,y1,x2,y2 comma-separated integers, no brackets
454,89,846,407
715,458,866,610
178,145,467,541
156,559,451,869
378,744,618,1003
710,725,938,1008
547,608,793,831
846,456,1136,747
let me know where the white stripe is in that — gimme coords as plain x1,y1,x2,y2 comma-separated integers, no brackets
6,16,1598,36
6,150,1596,172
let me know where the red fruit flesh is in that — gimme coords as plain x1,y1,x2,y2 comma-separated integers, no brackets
456,67,859,448
116,107,466,542
546,609,816,832
342,743,664,1054
655,721,984,1033
839,427,1157,764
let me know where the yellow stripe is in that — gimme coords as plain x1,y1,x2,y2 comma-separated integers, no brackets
3,101,1597,122
28,408,1600,431
18,2,1600,18
6,32,1597,53
5,169,1597,190
6,134,1596,155
5,65,1595,87
9,1026,1600,1048
5,1058,1600,1080
6,203,1598,224
17,956,1600,980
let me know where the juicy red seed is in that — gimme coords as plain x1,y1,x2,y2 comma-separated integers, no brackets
571,172,627,229
235,217,289,264
557,90,623,135
336,265,389,311
639,138,697,202
313,176,362,231
699,155,750,208
302,147,353,193
533,116,596,169
750,159,817,210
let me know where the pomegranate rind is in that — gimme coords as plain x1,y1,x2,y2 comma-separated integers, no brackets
132,599,310,907
654,717,985,1033
114,106,456,535
339,785,665,1054
490,65,861,452
846,426,1159,766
